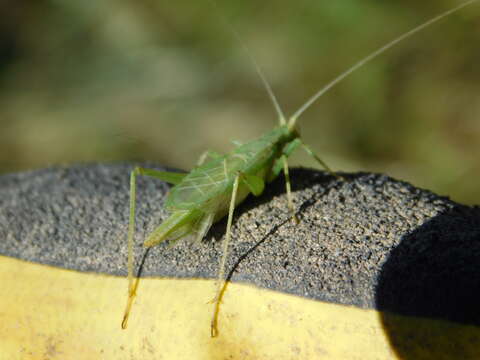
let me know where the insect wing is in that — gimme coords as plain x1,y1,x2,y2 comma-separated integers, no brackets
166,157,231,210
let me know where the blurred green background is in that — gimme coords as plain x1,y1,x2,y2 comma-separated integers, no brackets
0,0,479,204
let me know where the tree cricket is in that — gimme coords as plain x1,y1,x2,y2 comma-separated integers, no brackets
121,0,478,337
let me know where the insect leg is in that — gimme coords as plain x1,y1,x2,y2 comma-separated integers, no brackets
144,209,202,247
281,155,299,223
122,167,142,329
133,166,188,185
271,137,336,178
193,212,215,243
270,138,302,179
122,166,187,330
240,173,264,196
211,173,240,337
299,142,335,174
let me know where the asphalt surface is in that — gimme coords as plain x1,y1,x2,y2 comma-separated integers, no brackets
1,163,479,326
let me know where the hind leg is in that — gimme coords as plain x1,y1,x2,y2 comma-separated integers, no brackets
122,166,187,329
210,173,240,337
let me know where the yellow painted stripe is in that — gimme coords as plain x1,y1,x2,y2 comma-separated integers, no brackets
1,255,479,359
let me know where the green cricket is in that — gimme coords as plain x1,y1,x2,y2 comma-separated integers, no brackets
121,1,478,337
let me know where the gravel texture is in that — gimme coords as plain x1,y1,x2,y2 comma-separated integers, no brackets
1,163,479,326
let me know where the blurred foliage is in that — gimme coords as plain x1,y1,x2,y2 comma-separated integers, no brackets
0,0,479,204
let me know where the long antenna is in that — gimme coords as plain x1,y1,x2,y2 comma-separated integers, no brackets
288,0,478,128
209,1,287,125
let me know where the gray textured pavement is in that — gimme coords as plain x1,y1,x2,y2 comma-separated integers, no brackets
1,163,479,327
